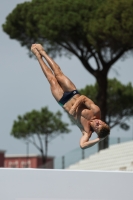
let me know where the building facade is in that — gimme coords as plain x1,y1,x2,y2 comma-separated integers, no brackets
0,151,54,168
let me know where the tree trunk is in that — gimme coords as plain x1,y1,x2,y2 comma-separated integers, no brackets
40,149,46,165
96,71,109,151
45,133,48,161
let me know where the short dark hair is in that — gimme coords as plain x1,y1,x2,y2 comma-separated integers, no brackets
98,124,110,138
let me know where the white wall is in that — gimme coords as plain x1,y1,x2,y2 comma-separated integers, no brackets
0,169,133,200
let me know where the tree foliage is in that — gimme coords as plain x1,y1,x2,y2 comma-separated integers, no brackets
3,0,133,55
79,78,133,130
11,107,70,164
3,0,133,150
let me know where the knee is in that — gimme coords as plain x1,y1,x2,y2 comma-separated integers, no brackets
55,70,63,78
49,77,57,87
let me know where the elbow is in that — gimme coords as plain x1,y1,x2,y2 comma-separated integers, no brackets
80,143,90,149
79,95,85,100
80,142,85,149
80,144,84,149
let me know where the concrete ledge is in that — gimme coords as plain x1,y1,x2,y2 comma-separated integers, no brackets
0,168,133,200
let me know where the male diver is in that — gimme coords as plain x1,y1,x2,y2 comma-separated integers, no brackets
31,44,110,149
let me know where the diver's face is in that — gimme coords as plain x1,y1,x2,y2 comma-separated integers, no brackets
91,119,105,133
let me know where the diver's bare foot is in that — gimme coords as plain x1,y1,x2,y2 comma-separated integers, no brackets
31,44,41,59
34,44,45,55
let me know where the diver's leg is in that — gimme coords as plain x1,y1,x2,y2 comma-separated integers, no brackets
35,44,77,92
31,45,63,101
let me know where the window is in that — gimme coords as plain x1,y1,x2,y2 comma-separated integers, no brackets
8,161,18,168
21,160,31,168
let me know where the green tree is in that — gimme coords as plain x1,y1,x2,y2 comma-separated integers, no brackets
79,78,133,130
3,0,133,150
11,107,70,164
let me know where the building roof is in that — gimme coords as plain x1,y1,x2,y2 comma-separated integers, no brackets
0,150,6,152
5,154,54,158
67,140,133,171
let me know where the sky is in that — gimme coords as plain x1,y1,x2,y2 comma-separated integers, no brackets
0,0,133,158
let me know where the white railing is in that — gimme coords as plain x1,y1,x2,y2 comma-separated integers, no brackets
54,137,132,169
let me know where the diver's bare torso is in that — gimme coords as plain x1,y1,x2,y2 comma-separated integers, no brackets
63,94,100,136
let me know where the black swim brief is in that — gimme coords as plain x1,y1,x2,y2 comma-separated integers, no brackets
58,90,80,107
